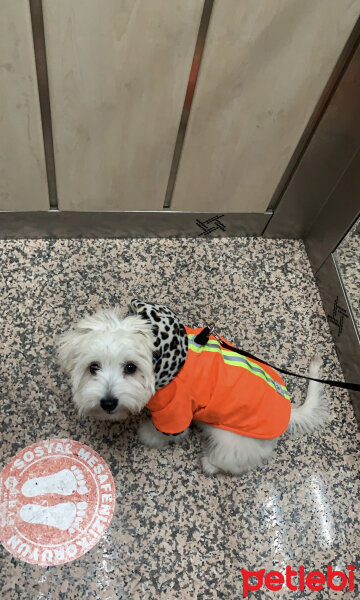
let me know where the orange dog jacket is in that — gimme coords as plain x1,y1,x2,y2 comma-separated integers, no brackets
147,327,291,439
128,300,291,440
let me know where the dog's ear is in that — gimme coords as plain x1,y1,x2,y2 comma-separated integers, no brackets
121,315,155,347
56,320,94,374
56,312,97,371
57,329,81,374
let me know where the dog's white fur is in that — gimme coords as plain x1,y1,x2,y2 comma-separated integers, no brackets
58,308,155,421
58,307,327,475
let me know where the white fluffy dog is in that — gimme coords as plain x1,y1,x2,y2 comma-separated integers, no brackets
58,300,327,475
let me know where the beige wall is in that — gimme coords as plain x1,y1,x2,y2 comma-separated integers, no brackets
43,0,203,211
2,1,360,215
171,0,360,212
0,0,49,211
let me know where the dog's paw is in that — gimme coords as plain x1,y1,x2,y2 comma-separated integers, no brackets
201,456,220,476
138,419,171,449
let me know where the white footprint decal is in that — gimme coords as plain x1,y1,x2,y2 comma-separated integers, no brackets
21,467,89,497
68,501,88,534
19,501,88,531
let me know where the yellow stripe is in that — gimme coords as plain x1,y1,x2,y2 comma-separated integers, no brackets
188,335,290,399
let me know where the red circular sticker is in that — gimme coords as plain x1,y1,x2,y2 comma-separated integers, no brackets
0,439,115,566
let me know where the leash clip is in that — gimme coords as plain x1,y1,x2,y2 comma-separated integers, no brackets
208,324,225,346
207,322,216,336
211,329,224,345
193,322,216,346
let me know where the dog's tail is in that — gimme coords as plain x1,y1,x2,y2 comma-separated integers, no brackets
288,357,328,435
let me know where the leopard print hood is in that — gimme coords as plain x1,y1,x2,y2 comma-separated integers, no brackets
128,299,188,390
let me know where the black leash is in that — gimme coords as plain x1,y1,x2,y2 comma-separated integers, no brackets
194,326,360,392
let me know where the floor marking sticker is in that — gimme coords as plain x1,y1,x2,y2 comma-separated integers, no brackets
0,439,115,566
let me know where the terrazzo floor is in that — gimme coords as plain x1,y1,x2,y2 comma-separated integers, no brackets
0,237,359,599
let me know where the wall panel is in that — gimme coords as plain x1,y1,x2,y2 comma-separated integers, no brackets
0,0,49,211
171,0,360,212
43,0,203,211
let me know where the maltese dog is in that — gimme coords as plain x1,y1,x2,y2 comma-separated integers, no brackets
58,299,327,475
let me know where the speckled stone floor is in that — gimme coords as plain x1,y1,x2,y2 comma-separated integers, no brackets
0,237,359,599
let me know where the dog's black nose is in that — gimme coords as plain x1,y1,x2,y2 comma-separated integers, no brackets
100,397,118,413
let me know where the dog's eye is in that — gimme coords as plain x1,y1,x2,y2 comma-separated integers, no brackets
89,362,101,375
124,362,137,375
